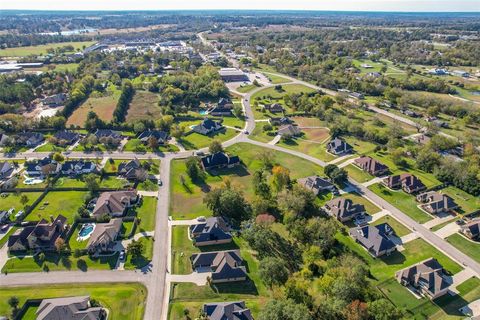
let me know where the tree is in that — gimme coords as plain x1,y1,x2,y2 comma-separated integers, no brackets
170,124,185,140
147,136,159,150
259,257,289,288
185,156,200,181
367,299,403,320
344,300,368,320
133,122,146,134
54,238,66,253
416,149,441,172
258,299,312,320
204,185,251,223
233,104,243,118
324,164,348,184
8,296,19,310
84,173,99,192
20,194,29,208
272,165,290,192
53,152,64,162
209,140,223,154
127,239,144,258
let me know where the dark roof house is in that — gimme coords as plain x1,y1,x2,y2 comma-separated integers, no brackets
190,217,232,247
118,159,147,181
138,130,168,145
297,175,335,195
201,152,240,170
42,93,67,107
324,198,366,222
218,98,234,109
15,132,44,147
382,173,426,194
264,103,284,113
191,250,247,283
277,124,301,137
354,156,389,176
0,161,14,180
327,137,353,155
416,191,459,214
36,295,105,320
203,301,253,320
54,130,80,145
350,223,397,257
460,219,480,240
396,258,451,299
94,129,122,140
192,118,224,135
25,157,60,177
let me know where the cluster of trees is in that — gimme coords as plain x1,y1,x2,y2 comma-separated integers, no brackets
62,75,95,118
113,81,135,123
0,78,35,109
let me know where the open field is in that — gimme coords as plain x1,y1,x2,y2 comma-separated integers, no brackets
251,84,317,101
369,183,432,223
134,196,157,232
170,142,324,219
0,283,146,320
67,85,121,126
236,84,259,93
0,41,95,57
264,73,291,84
27,191,88,223
179,128,237,150
125,91,162,122
0,192,42,213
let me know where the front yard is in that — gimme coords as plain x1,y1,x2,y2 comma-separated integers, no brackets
446,233,480,264
179,128,238,150
372,215,411,237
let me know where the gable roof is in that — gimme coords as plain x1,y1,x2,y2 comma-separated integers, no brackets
61,161,96,173
203,301,253,320
297,175,334,195
94,129,121,139
92,191,137,216
137,130,168,142
8,215,67,250
327,137,353,154
462,220,480,238
191,250,246,281
190,217,232,244
36,295,104,320
350,223,396,256
354,156,388,174
417,191,458,211
325,197,365,220
87,219,122,249
396,258,450,297
278,124,301,136
54,130,79,143
201,152,240,169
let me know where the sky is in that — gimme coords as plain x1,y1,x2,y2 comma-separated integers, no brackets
1,0,479,12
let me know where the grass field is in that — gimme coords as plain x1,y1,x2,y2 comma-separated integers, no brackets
124,236,154,270
179,129,237,150
34,143,66,152
0,192,42,212
125,91,162,122
441,186,480,215
249,125,276,143
369,183,432,223
251,84,316,101
0,283,146,320
372,215,411,237
67,84,121,126
0,41,95,57
170,142,324,219
236,84,259,93
341,192,381,215
135,196,157,232
264,73,291,84
344,164,374,183
27,191,88,223
446,234,480,264
276,126,334,162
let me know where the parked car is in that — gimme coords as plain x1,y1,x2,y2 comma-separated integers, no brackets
119,250,126,261
197,216,206,222
195,151,204,156
158,179,163,186
456,219,466,225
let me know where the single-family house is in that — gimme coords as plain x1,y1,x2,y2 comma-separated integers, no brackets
42,93,67,107
190,217,232,246
200,152,240,171
326,137,353,155
416,191,459,214
87,219,122,254
277,124,301,137
382,173,426,194
138,130,168,145
94,129,122,140
15,132,44,147
209,105,233,116
269,116,292,126
25,157,61,177
354,156,389,176
190,250,247,283
192,118,224,135
263,103,284,113
117,159,147,181
203,301,253,320
0,133,9,146
7,215,67,252
0,210,10,224
91,191,139,217
350,223,397,257
0,161,14,180
61,161,97,176
396,258,451,299
324,198,366,222
218,98,234,109
297,175,336,195
36,296,106,320
460,219,480,240
54,130,80,145
349,92,365,100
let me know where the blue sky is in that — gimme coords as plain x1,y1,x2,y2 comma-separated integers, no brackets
1,0,479,12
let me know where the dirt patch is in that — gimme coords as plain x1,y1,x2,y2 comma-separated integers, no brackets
302,128,330,142
67,90,120,127
126,91,162,122
292,116,324,127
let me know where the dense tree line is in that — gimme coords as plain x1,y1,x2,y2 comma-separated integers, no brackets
113,81,134,123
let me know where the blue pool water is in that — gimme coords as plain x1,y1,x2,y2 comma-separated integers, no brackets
199,110,207,115
79,224,94,237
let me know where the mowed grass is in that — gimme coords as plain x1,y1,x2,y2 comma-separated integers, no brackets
27,191,88,223
446,234,480,264
344,164,375,183
0,41,95,57
0,283,146,320
277,127,334,162
125,90,162,122
251,84,316,101
441,186,480,215
179,129,237,150
369,183,432,223
340,192,381,215
135,196,157,232
0,192,42,212
264,72,291,84
67,85,121,126
170,142,324,219
372,215,411,237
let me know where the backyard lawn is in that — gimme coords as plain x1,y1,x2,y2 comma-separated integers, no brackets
369,183,432,223
341,192,381,215
27,191,89,223
179,128,237,150
0,283,146,320
344,164,374,183
0,192,42,212
441,186,480,215
446,233,480,264
170,142,324,219
372,215,411,237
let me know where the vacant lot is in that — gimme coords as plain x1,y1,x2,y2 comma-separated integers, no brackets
27,191,88,223
126,91,162,122
0,41,95,57
0,283,146,320
251,84,316,101
67,85,121,126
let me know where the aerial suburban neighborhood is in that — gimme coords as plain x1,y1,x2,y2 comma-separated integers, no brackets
0,6,479,320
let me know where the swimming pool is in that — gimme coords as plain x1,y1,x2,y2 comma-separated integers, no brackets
77,223,95,241
199,110,208,115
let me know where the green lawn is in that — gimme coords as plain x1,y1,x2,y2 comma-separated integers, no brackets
277,139,336,162
135,196,157,232
249,125,277,143
264,73,291,84
372,215,411,237
53,176,86,188
180,129,238,150
441,186,480,215
344,164,375,183
237,84,259,93
0,41,95,57
369,183,432,223
251,84,316,101
99,176,132,189
124,236,154,270
170,142,324,219
0,283,146,320
27,191,88,223
0,192,43,212
34,143,66,152
0,227,17,248
2,252,118,273
446,234,480,264
122,139,179,153
340,192,381,215
337,234,462,282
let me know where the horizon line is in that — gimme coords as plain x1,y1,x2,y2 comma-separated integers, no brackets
1,9,480,13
